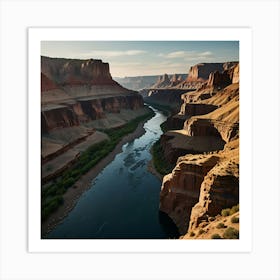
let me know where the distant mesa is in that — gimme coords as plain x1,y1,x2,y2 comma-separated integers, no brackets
41,56,117,86
151,73,184,89
175,62,238,90
114,75,160,91
186,62,238,82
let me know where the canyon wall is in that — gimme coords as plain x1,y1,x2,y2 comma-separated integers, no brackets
145,89,189,110
41,56,144,133
42,56,115,86
158,63,239,236
176,61,238,90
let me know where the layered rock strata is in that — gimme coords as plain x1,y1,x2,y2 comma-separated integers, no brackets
176,61,238,90
160,142,239,234
41,56,144,133
158,63,239,236
145,89,193,110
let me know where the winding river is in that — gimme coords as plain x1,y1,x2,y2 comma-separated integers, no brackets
47,106,179,239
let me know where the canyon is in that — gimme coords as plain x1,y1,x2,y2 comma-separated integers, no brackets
115,73,187,91
41,56,148,188
156,62,239,238
41,55,240,240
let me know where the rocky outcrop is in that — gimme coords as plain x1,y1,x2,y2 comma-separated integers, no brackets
182,209,239,239
158,63,239,236
175,62,238,90
186,63,224,82
115,74,187,91
159,82,239,163
160,130,225,164
207,71,231,87
188,140,239,232
41,56,144,133
169,74,183,87
41,73,59,92
207,63,239,88
145,89,189,110
159,154,220,233
41,56,116,86
159,143,239,235
232,63,239,83
151,73,170,88
165,114,188,131
150,73,187,89
42,94,144,133
186,62,238,82
114,75,158,91
183,116,239,144
179,103,218,117
41,105,79,133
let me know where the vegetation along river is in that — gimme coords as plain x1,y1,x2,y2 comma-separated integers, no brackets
46,106,179,239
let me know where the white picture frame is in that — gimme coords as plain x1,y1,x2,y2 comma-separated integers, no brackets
29,27,252,253
1,1,279,279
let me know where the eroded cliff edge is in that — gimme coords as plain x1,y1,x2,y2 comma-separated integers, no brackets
41,56,146,184
41,56,144,133
158,63,239,237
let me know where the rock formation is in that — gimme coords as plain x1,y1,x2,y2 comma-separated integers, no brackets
175,61,238,90
114,75,159,91
145,88,189,110
42,56,115,86
151,73,171,88
115,74,187,91
41,56,144,133
158,63,239,237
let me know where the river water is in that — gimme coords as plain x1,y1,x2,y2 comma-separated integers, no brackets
46,106,179,239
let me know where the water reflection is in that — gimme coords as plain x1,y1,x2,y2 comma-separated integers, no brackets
47,106,179,239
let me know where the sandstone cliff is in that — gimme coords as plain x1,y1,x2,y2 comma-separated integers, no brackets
41,56,144,133
176,61,238,90
42,56,115,86
150,73,187,89
160,140,239,235
145,88,189,110
158,63,239,237
151,73,170,88
114,75,158,91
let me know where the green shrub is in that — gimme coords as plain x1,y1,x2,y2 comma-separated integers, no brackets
42,195,64,221
221,208,230,216
211,234,222,239
231,216,239,223
223,227,239,239
198,229,205,235
230,204,239,215
190,231,195,237
216,222,226,229
42,108,155,221
151,139,174,175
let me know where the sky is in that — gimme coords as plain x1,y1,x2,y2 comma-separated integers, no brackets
41,41,239,77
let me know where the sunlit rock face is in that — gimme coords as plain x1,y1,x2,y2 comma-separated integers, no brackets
158,63,240,236
41,56,144,133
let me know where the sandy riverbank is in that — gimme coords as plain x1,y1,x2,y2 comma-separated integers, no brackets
42,121,147,237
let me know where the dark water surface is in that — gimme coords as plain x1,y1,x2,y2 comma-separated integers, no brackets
46,106,179,239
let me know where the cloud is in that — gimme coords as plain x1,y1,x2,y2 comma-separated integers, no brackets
164,51,187,58
199,51,212,56
160,50,213,60
79,49,147,58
